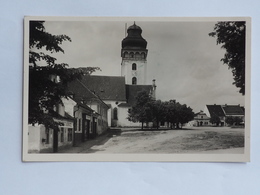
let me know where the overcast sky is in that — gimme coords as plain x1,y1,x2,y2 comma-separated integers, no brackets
41,19,245,113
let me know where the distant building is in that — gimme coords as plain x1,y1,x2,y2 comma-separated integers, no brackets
192,110,211,126
204,104,245,126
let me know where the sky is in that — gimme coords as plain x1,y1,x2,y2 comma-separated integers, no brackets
40,19,245,113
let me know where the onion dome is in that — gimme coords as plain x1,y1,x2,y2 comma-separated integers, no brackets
122,22,147,49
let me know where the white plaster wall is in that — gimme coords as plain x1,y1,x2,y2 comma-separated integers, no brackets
28,125,41,152
117,107,142,127
62,97,77,117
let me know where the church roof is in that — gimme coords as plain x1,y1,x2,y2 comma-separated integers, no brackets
125,84,153,106
79,75,127,101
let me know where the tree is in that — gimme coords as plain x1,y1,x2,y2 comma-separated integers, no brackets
225,116,243,126
149,100,166,129
209,21,246,95
29,21,99,130
164,100,177,129
128,91,153,129
163,100,194,129
210,114,221,126
177,104,194,128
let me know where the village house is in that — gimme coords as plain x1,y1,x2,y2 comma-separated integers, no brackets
28,97,76,153
204,104,245,126
190,110,211,126
67,79,109,142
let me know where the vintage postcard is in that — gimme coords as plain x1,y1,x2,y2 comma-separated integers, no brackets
23,16,251,162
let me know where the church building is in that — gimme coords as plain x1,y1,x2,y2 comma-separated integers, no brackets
69,22,156,127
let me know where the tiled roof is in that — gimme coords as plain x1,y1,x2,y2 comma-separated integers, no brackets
126,85,153,106
67,79,97,101
222,105,244,115
79,75,127,101
67,79,109,108
206,105,226,117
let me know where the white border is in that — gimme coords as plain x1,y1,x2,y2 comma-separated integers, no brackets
23,16,251,162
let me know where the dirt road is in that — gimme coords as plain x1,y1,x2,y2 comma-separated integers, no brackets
59,126,244,154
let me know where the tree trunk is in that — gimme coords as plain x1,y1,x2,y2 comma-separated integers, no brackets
141,122,144,130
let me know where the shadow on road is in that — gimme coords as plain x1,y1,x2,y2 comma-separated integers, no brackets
58,128,122,153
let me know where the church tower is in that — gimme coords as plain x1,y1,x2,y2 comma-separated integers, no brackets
121,22,148,85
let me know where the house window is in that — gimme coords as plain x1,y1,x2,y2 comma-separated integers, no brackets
60,128,64,142
68,128,73,141
132,63,137,70
130,52,134,58
113,108,118,120
132,77,137,85
201,116,203,119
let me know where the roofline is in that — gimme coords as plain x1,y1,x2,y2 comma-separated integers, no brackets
75,79,109,108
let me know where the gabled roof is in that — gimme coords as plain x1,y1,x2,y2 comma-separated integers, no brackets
222,105,244,115
194,111,206,117
67,79,97,101
125,84,153,106
79,75,127,101
67,79,109,108
206,105,226,117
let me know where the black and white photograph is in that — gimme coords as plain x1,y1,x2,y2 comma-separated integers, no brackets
23,17,250,162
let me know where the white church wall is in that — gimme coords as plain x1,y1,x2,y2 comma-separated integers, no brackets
117,107,142,127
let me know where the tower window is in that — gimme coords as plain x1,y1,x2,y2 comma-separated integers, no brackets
130,52,134,58
123,52,128,58
132,63,137,70
135,52,141,59
132,77,137,85
141,52,145,59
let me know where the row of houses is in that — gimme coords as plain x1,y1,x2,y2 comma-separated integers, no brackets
28,78,109,153
190,104,245,127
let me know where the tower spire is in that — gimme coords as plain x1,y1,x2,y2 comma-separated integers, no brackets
121,23,148,85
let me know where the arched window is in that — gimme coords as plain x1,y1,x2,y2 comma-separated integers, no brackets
135,52,141,59
132,77,137,85
132,63,136,70
141,52,145,59
113,108,118,120
130,52,134,58
123,52,128,58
